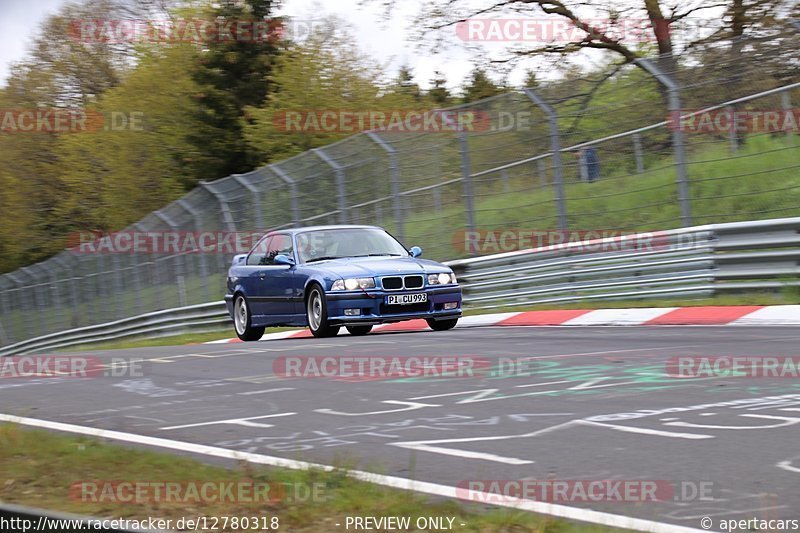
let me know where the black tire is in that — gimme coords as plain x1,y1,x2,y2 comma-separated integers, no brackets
346,325,373,336
426,318,458,331
233,294,265,341
306,284,340,338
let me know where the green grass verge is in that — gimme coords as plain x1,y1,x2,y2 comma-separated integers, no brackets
0,424,624,532
404,134,800,260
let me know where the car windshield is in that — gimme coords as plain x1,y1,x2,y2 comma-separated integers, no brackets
296,228,408,263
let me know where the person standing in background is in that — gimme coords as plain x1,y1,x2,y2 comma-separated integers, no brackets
575,145,601,182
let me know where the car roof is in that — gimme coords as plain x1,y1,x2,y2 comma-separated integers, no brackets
267,225,383,236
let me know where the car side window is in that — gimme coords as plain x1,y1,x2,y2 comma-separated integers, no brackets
246,236,271,266
265,234,293,264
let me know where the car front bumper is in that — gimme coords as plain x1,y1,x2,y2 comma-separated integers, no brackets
325,285,462,326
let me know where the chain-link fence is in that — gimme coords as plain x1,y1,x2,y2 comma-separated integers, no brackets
1,30,799,347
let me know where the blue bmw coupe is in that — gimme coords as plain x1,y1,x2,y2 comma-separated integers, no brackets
225,225,462,340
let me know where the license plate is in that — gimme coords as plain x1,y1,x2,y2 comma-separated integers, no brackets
386,293,427,305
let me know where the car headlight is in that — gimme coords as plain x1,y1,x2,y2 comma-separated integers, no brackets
427,272,457,285
331,277,376,291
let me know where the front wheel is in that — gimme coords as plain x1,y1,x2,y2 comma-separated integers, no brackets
306,285,340,338
426,318,458,331
233,295,265,341
346,325,373,336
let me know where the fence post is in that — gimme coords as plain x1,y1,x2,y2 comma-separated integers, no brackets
0,278,9,346
18,267,41,338
178,199,211,303
523,88,568,231
6,273,27,342
154,210,187,308
440,114,477,245
51,255,72,331
632,133,644,174
365,131,404,241
636,57,692,227
537,158,547,187
39,264,56,331
270,164,301,227
312,148,348,224
109,245,126,321
61,252,83,328
137,221,170,312
782,90,794,144
131,222,150,314
726,106,738,153
433,187,442,213
458,132,476,240
232,173,263,230
199,181,238,232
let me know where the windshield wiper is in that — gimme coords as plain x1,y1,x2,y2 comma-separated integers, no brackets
305,256,343,263
352,253,404,257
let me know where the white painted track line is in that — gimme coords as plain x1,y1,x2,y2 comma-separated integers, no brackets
0,413,706,533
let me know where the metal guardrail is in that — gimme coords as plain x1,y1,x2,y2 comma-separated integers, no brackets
447,217,800,310
0,302,229,357
1,217,799,356
447,226,716,310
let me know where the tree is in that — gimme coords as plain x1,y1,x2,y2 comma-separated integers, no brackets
188,0,281,181
427,70,452,105
0,0,132,270
521,69,539,89
462,68,503,103
243,19,387,161
56,44,205,234
388,0,795,88
393,64,422,101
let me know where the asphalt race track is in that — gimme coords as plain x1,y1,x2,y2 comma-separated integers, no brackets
3,325,800,532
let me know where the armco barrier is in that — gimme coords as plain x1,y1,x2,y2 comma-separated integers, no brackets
1,217,799,356
0,302,229,356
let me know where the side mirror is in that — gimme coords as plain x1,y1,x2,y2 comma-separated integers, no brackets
232,254,247,266
274,254,295,266
409,246,422,258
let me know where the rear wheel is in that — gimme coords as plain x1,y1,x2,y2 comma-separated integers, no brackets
306,285,340,338
346,325,373,336
426,318,458,331
233,295,265,341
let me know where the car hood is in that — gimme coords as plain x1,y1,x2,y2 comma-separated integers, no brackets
305,256,449,278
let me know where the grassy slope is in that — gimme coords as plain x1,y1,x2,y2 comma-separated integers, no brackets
405,134,799,260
